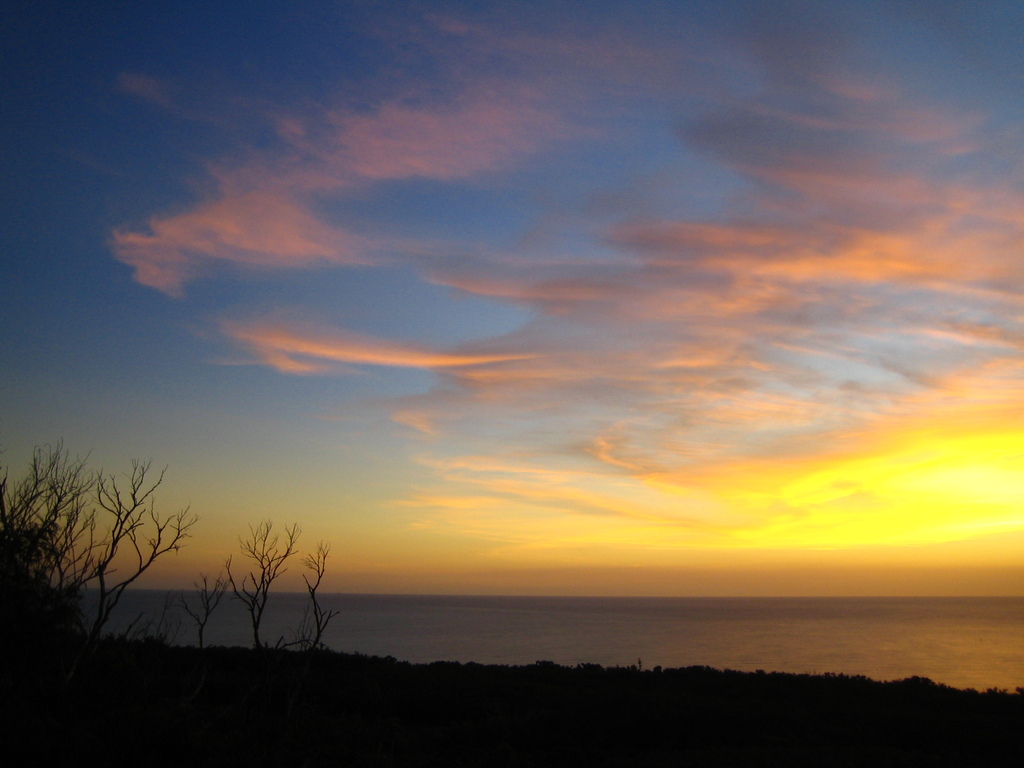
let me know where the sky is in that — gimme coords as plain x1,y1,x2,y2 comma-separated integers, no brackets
3,0,1024,595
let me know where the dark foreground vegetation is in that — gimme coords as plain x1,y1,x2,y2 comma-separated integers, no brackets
4,442,1023,766
4,637,1024,768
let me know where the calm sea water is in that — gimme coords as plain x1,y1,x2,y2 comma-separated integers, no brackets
101,592,1024,692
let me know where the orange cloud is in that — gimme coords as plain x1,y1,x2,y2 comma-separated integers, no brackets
222,319,535,374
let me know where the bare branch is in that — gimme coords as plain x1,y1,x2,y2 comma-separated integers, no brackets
181,571,228,649
85,462,196,649
299,541,338,651
0,442,196,676
226,520,300,649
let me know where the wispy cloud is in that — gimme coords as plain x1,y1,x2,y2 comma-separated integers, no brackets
112,192,367,295
112,72,570,295
116,72,175,109
222,319,535,375
324,89,564,182
114,4,1024,557
380,6,1024,552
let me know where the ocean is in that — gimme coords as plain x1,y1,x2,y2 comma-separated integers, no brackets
103,592,1024,692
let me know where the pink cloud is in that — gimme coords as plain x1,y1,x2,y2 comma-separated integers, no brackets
116,72,174,109
325,90,565,182
113,81,571,293
112,192,366,295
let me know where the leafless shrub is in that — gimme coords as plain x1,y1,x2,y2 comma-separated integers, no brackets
86,460,195,649
296,541,338,651
0,442,196,674
225,520,300,649
181,571,228,648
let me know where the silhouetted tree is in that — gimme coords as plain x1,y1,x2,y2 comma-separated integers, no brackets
0,442,195,673
84,460,195,652
226,520,300,649
297,541,338,650
181,571,228,648
0,444,91,653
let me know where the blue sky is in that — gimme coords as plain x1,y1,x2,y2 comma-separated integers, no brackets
4,1,1024,595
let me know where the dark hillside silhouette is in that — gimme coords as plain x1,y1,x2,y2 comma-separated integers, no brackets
3,640,1023,767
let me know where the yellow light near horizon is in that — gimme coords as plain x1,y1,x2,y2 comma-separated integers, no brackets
369,416,1024,584
724,428,1024,549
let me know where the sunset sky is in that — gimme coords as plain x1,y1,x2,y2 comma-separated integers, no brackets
4,0,1024,595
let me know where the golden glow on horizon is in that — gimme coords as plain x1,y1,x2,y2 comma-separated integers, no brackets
391,410,1024,571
